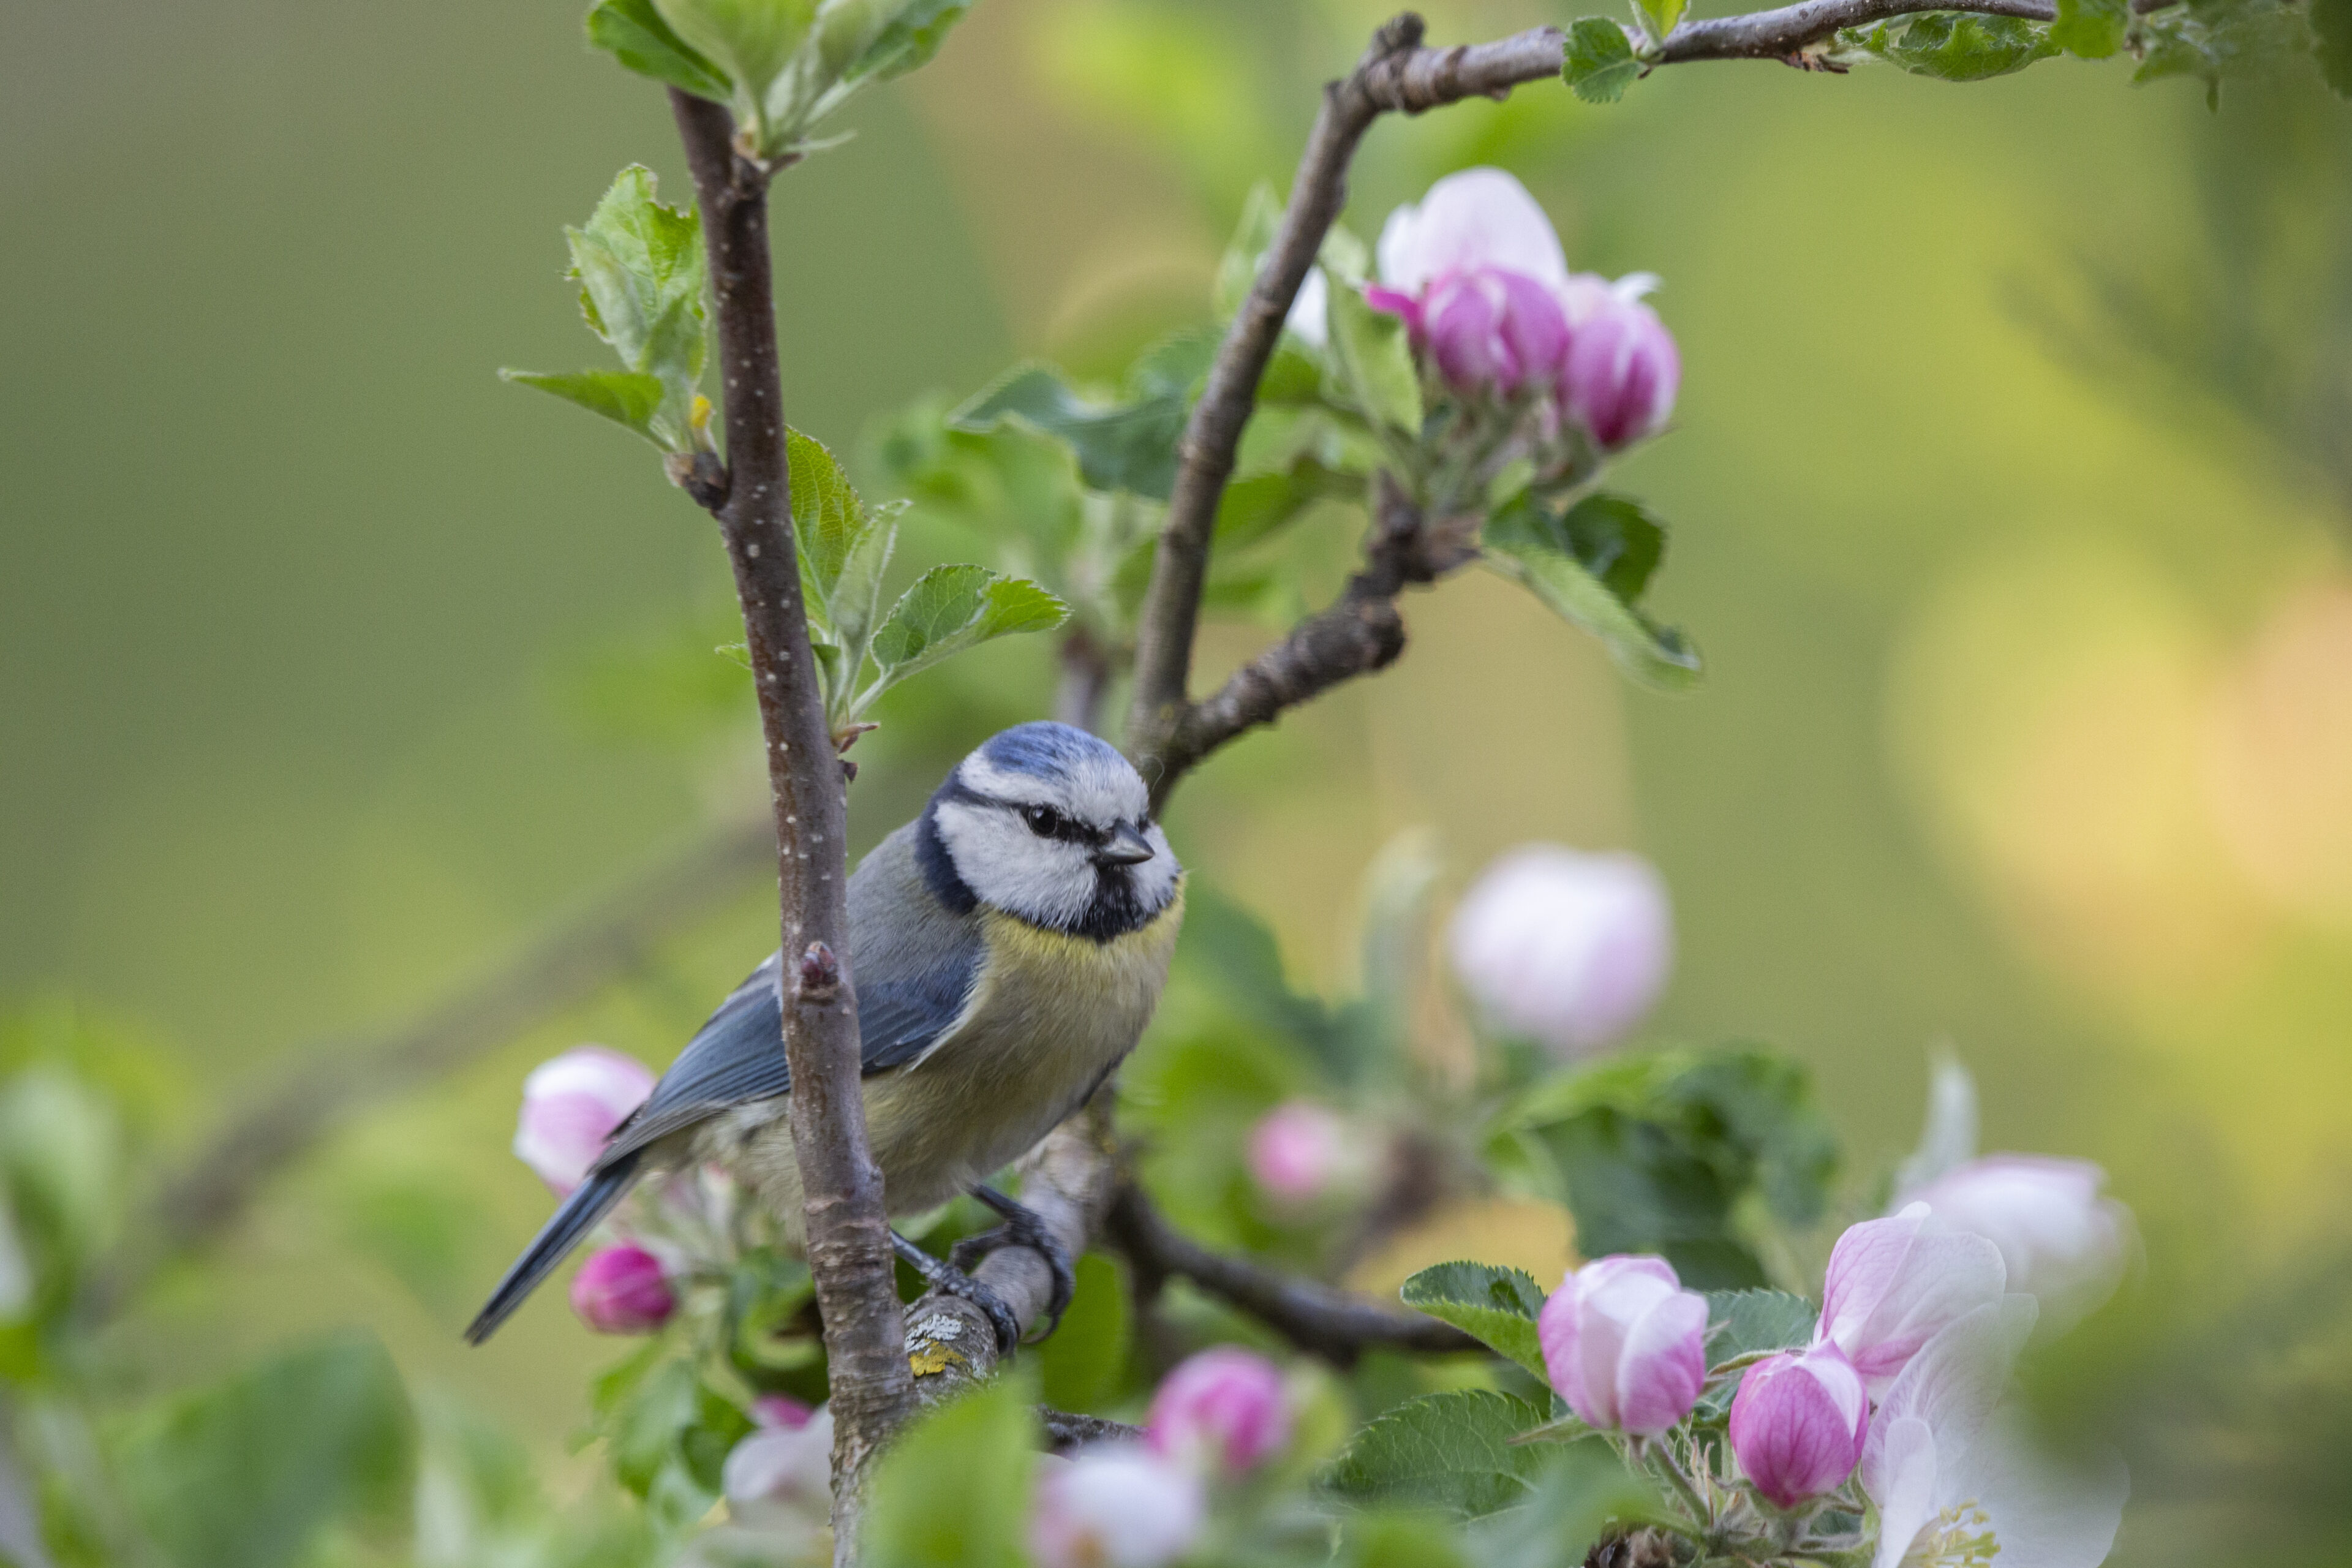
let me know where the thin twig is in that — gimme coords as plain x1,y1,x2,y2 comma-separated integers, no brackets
1657,0,2053,61
85,812,777,1322
668,89,913,1549
1104,1182,1479,1367
1038,1408,1145,1454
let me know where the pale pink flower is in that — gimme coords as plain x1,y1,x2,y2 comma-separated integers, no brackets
1246,1101,1351,1205
1910,1156,2130,1336
1819,1203,2007,1399
514,1046,655,1196
1448,846,1673,1057
1146,1346,1291,1475
1537,1255,1708,1436
1030,1446,1204,1568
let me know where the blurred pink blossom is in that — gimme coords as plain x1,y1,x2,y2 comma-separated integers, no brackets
751,1393,815,1430
1819,1202,2007,1398
1030,1446,1204,1568
1555,273,1680,450
1537,1254,1708,1436
1910,1156,2130,1336
723,1403,834,1533
569,1243,675,1334
1146,1346,1292,1475
1448,846,1673,1057
514,1046,654,1196
1246,1101,1351,1205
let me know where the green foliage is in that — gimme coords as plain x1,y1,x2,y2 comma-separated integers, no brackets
2052,0,2131,57
2319,0,2352,91
1324,1389,1552,1518
115,1332,415,1568
1694,1289,1820,1415
586,0,733,100
591,1341,755,1536
1035,1251,1134,1412
949,332,1215,501
1398,1263,1550,1380
1561,20,1645,104
505,166,708,453
1215,182,1286,320
1637,0,1687,45
1504,1048,1839,1289
1482,491,1702,691
1326,274,1423,439
865,1375,1038,1568
844,0,971,83
2131,0,2323,102
1834,11,2060,80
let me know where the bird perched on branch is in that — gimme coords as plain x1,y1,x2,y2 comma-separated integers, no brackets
466,721,1185,1353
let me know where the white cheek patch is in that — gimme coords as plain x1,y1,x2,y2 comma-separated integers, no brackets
934,800,1099,928
1129,822,1182,910
957,752,1147,827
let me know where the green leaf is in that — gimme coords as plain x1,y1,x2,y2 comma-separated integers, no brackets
867,1375,1038,1568
1561,18,1645,103
1325,1390,1550,1518
2319,0,2352,93
1399,1262,1551,1379
786,427,869,609
116,1332,415,1568
1481,492,1700,690
586,0,733,99
1327,278,1422,437
1215,182,1286,319
651,0,818,104
846,0,972,82
870,565,1068,685
590,1346,753,1534
1467,1442,1666,1568
562,165,707,448
1841,10,2059,79
500,369,667,442
1035,1251,1134,1412
1215,456,1360,555
1695,1289,1819,1416
1637,0,1686,43
2050,0,2129,55
950,365,1190,500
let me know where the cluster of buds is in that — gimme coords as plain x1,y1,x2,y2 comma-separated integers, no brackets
1030,1347,1292,1568
1302,169,1680,502
1537,1165,2130,1562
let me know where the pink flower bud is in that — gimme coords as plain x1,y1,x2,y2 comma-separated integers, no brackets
1818,1203,2007,1398
1375,168,1571,296
1447,846,1673,1057
514,1046,655,1196
1537,1255,1708,1436
1373,266,1572,398
1555,274,1679,450
1145,1346,1291,1475
752,1393,815,1430
1910,1156,2130,1336
569,1243,675,1334
724,1404,834,1531
1030,1446,1204,1568
1246,1101,1350,1205
1727,1343,1869,1509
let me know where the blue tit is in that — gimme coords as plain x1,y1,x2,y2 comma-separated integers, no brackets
466,721,1183,1352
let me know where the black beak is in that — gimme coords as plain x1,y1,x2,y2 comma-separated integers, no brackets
1093,824,1154,867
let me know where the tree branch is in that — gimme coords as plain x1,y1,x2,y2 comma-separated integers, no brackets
668,89,912,1548
1656,0,2053,61
85,812,776,1322
1104,1182,1479,1367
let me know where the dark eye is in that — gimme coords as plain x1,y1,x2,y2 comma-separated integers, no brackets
1022,805,1066,838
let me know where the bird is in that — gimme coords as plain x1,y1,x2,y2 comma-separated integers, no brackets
464,721,1184,1354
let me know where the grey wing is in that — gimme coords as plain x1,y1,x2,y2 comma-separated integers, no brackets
592,824,984,1170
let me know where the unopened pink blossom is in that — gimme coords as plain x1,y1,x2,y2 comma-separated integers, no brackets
1375,167,1571,295
1372,266,1572,397
751,1393,815,1430
1448,846,1674,1057
569,1243,675,1334
1247,1101,1350,1205
514,1046,655,1196
1030,1446,1204,1568
1555,273,1679,450
1146,1346,1292,1475
1728,1342,1870,1508
1537,1255,1708,1436
1818,1203,2007,1398
1910,1156,2130,1336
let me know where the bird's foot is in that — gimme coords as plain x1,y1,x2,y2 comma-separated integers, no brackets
893,1230,1020,1358
949,1185,1076,1342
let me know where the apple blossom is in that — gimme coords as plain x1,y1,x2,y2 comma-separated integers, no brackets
751,1393,815,1430
1146,1346,1292,1475
1863,1298,2127,1568
1911,1156,2131,1336
1030,1446,1204,1568
569,1243,675,1334
1818,1202,2007,1398
1448,845,1674,1057
724,1403,834,1532
1537,1255,1708,1436
514,1046,655,1196
1727,1342,1870,1509
1554,273,1680,450
1246,1101,1351,1205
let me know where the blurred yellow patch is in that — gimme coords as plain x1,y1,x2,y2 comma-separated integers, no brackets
1345,1194,1577,1302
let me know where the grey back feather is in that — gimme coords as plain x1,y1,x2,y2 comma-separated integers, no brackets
592,822,984,1172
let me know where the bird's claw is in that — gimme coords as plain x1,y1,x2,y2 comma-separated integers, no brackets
954,1186,1077,1343
894,1229,1022,1358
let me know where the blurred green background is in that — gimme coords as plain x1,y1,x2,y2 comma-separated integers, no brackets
4,0,2348,1526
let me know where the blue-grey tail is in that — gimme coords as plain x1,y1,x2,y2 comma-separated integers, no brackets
463,1151,642,1346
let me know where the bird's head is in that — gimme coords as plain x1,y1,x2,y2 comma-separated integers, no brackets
919,722,1180,940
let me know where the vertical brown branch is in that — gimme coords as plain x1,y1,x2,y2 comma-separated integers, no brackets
668,91,913,1550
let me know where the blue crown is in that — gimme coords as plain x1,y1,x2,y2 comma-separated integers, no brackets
977,721,1125,779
